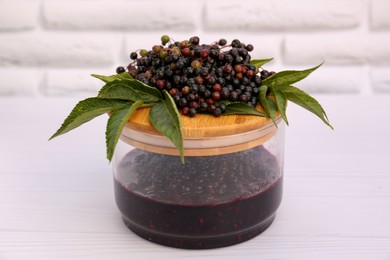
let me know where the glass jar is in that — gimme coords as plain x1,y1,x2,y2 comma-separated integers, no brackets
112,108,285,249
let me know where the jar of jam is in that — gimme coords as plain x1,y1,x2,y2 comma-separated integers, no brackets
112,107,285,249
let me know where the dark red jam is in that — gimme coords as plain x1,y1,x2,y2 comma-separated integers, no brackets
114,146,283,249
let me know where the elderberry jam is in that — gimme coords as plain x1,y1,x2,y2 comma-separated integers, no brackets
113,145,283,249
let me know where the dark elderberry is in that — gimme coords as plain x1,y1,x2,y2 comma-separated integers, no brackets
149,78,157,86
225,74,232,82
218,53,225,61
180,76,188,85
156,79,165,89
246,44,254,52
239,49,248,57
209,49,219,58
186,77,195,85
199,102,208,112
254,75,262,85
187,93,196,101
188,108,197,117
229,91,239,101
235,56,244,64
178,98,188,108
140,78,149,85
173,95,181,104
241,77,250,85
189,101,199,109
190,85,199,93
229,48,239,57
208,104,216,113
200,67,209,76
231,39,241,48
116,66,126,74
239,94,249,103
204,89,211,98
232,78,240,87
121,36,274,117
224,54,234,63
261,70,270,79
217,77,226,86
215,68,224,77
245,86,253,93
198,84,206,93
244,91,252,99
221,87,230,99
251,97,258,105
130,52,138,60
189,36,200,45
165,69,174,78
171,53,180,62
213,107,222,117
218,39,227,46
176,60,185,69
219,103,227,113
207,76,216,85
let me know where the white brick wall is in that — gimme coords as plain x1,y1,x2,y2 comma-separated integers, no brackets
0,0,389,96
204,0,364,31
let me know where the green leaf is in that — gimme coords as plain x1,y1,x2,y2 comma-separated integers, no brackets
262,62,323,88
279,85,333,129
91,72,132,83
270,88,289,125
224,102,267,117
259,85,277,122
106,100,144,161
49,98,128,140
149,90,184,163
98,79,163,103
250,58,274,68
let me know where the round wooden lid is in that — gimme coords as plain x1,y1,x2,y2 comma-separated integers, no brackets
120,106,281,156
124,105,275,138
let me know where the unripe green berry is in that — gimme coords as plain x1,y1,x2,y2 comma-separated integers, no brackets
159,50,168,59
161,35,170,45
191,60,202,69
171,47,181,55
140,49,148,57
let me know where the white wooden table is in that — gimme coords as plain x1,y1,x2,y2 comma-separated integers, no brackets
1,95,389,260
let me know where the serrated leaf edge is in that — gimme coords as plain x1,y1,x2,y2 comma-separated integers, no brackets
149,90,184,163
262,62,323,88
105,100,144,161
49,98,127,140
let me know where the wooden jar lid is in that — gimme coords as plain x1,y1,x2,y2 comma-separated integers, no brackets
121,106,281,156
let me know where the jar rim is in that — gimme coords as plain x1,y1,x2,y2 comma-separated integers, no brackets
120,116,282,156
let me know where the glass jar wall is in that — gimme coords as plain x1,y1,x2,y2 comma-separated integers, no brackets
112,118,285,249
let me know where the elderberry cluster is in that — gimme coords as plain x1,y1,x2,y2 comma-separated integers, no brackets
116,36,274,117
